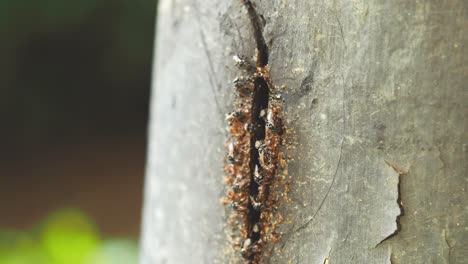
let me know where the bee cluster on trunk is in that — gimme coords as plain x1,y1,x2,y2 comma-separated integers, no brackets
222,54,287,263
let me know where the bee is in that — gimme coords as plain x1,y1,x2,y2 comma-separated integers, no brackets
244,123,254,132
250,196,265,211
233,178,250,192
233,54,247,69
253,165,263,184
255,140,262,149
257,184,266,201
230,201,238,209
231,201,247,212
224,164,235,175
240,238,253,258
227,142,236,163
226,188,236,200
225,111,242,122
266,107,283,134
266,111,276,132
233,54,255,72
258,144,265,154
233,76,253,97
258,144,269,169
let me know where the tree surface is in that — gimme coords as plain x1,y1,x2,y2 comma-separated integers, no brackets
140,0,467,263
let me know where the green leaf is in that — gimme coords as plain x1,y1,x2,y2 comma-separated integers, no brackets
40,209,100,264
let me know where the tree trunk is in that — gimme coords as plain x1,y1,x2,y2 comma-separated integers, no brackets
140,0,467,263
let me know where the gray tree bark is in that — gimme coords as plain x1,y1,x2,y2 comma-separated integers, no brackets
140,0,467,263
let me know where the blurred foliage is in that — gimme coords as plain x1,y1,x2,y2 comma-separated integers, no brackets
0,209,138,264
0,0,156,150
40,210,100,264
0,2,149,261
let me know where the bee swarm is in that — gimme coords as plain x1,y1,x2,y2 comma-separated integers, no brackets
222,55,289,264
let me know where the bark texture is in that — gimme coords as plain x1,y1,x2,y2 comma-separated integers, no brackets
140,0,467,263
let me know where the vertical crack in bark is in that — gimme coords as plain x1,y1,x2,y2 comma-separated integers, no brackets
242,1,272,262
247,77,269,243
241,0,269,67
222,1,289,263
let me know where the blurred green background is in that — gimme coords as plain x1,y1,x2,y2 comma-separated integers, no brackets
0,0,156,262
0,210,139,264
